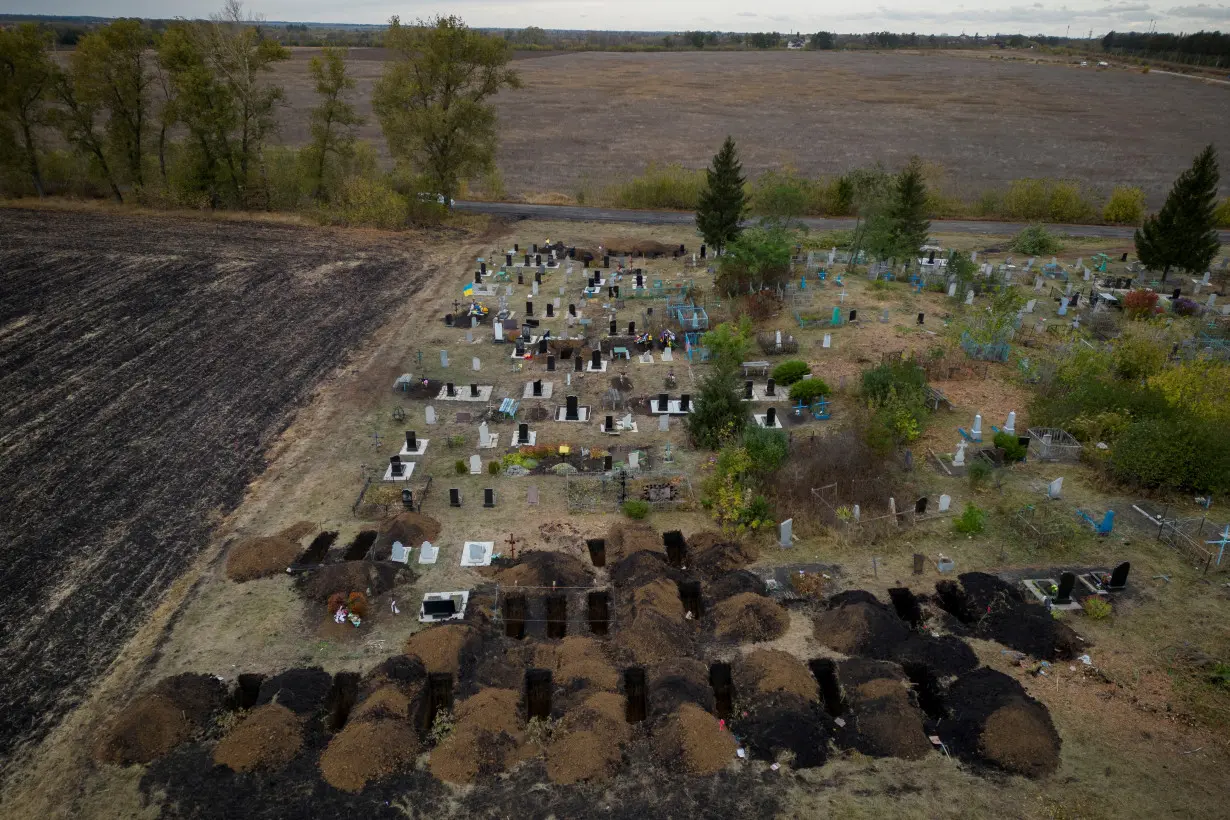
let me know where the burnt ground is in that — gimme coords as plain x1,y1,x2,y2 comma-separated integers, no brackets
0,208,434,770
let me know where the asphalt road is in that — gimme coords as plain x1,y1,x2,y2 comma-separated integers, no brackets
455,200,1230,243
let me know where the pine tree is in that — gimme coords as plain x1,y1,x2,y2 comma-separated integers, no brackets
696,136,747,254
685,363,750,450
1135,145,1220,283
888,156,930,260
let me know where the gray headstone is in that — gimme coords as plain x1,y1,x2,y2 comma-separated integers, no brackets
659,414,669,432
779,518,793,548
469,454,482,474
472,356,480,371
1048,477,1063,499
425,406,437,425
440,350,449,368
938,494,951,512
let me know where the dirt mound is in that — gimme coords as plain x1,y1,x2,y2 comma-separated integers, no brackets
847,698,933,759
813,600,909,655
888,634,979,678
226,535,301,582
946,667,1060,777
609,550,676,588
689,532,759,577
559,691,632,744
617,609,693,666
298,560,399,605
653,703,736,775
546,729,622,784
936,574,1085,661
319,717,420,792
630,578,685,620
707,569,768,601
277,521,315,542
150,673,227,724
711,593,789,643
534,636,619,692
607,521,665,562
361,655,427,694
430,688,532,784
828,590,884,608
733,692,834,768
93,694,195,765
493,551,593,588
855,678,911,702
649,658,715,715
212,703,303,772
404,624,476,675
350,684,414,722
256,668,332,715
836,658,908,690
737,649,819,701
381,511,442,549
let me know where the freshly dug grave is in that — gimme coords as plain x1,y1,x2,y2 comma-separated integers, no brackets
404,624,477,675
319,717,420,793
298,560,399,605
836,658,909,691
360,655,427,696
945,667,1060,777
936,573,1084,661
736,649,819,702
888,633,979,678
93,694,196,765
212,704,303,772
732,692,835,768
845,697,933,760
653,703,737,775
617,609,693,666
256,668,332,715
649,658,716,715
430,688,537,784
609,550,678,589
93,673,228,765
349,684,417,723
813,599,910,656
558,691,632,744
689,532,759,577
534,636,619,692
706,569,768,601
606,521,666,563
710,593,789,643
226,535,302,582
546,729,622,785
493,551,593,588
381,511,442,550
629,578,685,620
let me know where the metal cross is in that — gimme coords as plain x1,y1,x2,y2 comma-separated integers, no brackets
370,432,383,448
1206,525,1230,566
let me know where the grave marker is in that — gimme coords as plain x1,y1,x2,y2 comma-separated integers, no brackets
1053,571,1076,605
484,488,495,508
1107,561,1130,590
779,518,793,548
426,406,436,425
938,494,951,512
450,488,461,507
469,455,481,474
1048,477,1063,499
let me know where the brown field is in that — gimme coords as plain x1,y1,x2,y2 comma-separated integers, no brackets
3,203,1228,818
269,48,1230,206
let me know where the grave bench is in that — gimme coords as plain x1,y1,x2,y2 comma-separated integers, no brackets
742,361,771,377
498,398,520,419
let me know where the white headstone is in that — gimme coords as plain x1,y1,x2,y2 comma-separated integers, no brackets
779,518,793,548
965,290,975,306
466,330,474,343
659,414,669,431
628,451,639,469
1025,299,1037,313
494,322,504,341
440,350,449,368
418,540,438,564
889,497,897,518
823,333,831,349
1034,276,1044,291
948,282,957,297
1005,410,1016,435
390,541,409,563
852,504,860,522
971,251,978,261
532,281,539,296
953,441,967,467
938,494,951,513
775,330,782,349
1048,477,1064,499
622,413,633,429
425,406,437,425
469,454,482,474
1202,270,1211,285
662,348,673,362
472,356,481,371
972,414,982,438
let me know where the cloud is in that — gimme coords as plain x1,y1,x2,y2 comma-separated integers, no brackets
1166,3,1230,18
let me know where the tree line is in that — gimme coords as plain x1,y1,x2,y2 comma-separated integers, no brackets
1102,30,1230,69
0,7,518,222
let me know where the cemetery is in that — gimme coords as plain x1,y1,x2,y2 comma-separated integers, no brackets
26,215,1230,819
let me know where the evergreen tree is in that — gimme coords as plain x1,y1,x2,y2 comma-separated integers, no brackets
686,363,750,449
887,156,930,259
1135,145,1221,283
696,135,747,254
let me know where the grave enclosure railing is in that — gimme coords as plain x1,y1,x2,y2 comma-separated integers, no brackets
1132,503,1224,573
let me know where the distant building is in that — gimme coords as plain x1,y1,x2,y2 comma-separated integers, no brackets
787,39,805,50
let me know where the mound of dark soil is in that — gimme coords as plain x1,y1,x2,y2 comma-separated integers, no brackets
492,551,593,587
649,658,715,715
845,697,933,760
298,560,399,605
653,703,736,775
151,673,228,724
404,624,478,675
732,692,835,768
888,634,979,678
617,609,693,666
827,590,884,608
361,655,427,694
813,600,909,655
213,703,303,772
534,636,620,692
93,694,196,765
609,550,678,588
736,649,819,701
706,569,768,601
380,511,442,551
945,667,1060,777
256,668,332,716
689,532,759,577
606,521,666,562
936,573,1085,661
226,535,301,581
430,689,535,784
836,658,908,690
710,593,790,643
546,729,621,784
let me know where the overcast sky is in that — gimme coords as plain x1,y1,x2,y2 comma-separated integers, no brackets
5,0,1230,35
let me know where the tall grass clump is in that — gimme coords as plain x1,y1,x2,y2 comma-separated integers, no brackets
606,163,705,210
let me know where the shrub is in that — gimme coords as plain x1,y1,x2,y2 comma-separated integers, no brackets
1215,198,1230,228
771,359,811,385
993,431,1027,462
622,500,650,519
606,163,705,210
1010,224,1062,255
1173,296,1201,317
1112,417,1230,493
1102,186,1145,225
789,377,831,405
861,360,926,406
488,460,500,475
1081,596,1112,620
454,460,466,475
326,176,411,230
967,459,992,489
750,168,811,219
953,504,987,534
1123,288,1159,320
743,426,789,476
